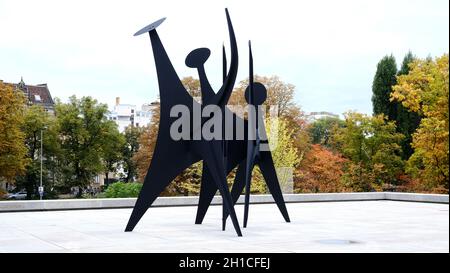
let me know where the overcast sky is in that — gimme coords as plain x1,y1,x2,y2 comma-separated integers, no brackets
0,0,448,115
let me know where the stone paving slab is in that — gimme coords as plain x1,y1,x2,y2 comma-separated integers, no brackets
0,201,448,253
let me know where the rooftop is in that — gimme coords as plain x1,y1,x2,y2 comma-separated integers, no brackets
0,200,448,253
5,78,55,107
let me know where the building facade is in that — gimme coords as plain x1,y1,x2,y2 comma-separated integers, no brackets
107,97,158,132
305,111,340,123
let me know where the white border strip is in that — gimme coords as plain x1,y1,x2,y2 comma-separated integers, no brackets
0,192,447,212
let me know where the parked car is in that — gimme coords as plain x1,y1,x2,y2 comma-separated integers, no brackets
7,191,27,200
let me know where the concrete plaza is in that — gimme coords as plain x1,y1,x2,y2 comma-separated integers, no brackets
0,200,448,253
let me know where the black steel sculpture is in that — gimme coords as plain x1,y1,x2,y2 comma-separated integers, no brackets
126,9,290,237
195,41,290,230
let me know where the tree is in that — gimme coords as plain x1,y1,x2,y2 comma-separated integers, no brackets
391,54,449,191
398,51,415,75
333,112,404,189
396,51,421,159
246,118,300,193
55,96,113,197
229,75,296,118
281,105,311,167
265,117,300,192
134,105,159,185
229,75,310,167
133,78,204,196
15,105,59,199
170,162,203,196
296,144,349,193
372,55,398,120
341,162,379,192
181,76,201,98
308,117,345,148
101,121,125,185
134,76,303,195
133,100,203,196
121,125,142,182
229,76,307,193
0,82,28,183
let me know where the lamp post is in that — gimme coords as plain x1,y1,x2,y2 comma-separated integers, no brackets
38,127,46,200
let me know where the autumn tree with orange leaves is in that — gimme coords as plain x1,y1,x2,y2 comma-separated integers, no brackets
295,144,349,193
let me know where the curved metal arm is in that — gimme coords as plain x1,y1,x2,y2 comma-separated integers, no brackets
185,48,215,101
210,8,239,107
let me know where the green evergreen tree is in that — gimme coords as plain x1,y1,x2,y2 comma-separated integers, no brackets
372,55,398,120
396,51,421,159
398,51,414,75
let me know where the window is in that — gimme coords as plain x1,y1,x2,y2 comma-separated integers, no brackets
34,95,41,102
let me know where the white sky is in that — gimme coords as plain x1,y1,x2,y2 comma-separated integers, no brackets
0,0,448,115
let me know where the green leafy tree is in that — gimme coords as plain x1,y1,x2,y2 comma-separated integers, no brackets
372,55,398,120
102,122,125,185
0,82,28,183
121,125,142,182
266,117,300,189
333,112,404,190
308,117,345,148
15,105,59,199
248,118,300,193
55,96,113,197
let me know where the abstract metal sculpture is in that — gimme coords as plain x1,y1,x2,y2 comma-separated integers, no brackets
125,9,290,237
195,41,290,230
